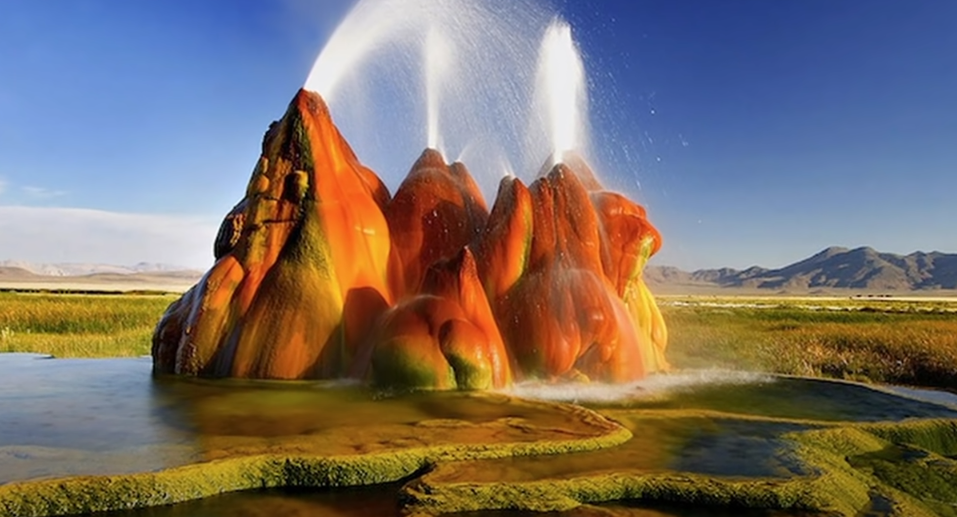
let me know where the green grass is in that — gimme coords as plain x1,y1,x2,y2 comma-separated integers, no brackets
0,292,177,357
663,297,957,390
2,291,957,391
2,293,957,516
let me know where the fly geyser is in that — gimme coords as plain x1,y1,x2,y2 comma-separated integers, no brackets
153,8,668,389
152,88,667,388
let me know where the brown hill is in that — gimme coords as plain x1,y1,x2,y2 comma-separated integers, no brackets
0,268,201,293
647,247,957,293
0,267,41,281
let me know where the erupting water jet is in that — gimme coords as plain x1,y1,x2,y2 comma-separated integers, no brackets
537,20,588,166
425,28,450,152
301,0,562,193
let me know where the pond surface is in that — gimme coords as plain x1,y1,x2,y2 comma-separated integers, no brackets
0,353,603,484
3,354,956,517
584,374,957,422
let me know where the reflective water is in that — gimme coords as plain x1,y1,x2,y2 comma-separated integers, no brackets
4,354,956,517
592,375,957,422
439,374,957,486
426,416,812,485
0,354,607,485
0,354,197,483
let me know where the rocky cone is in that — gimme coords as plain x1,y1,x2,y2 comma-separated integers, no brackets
153,89,667,389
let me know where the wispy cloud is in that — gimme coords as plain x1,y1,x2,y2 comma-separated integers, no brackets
0,206,219,269
22,186,67,199
0,179,6,197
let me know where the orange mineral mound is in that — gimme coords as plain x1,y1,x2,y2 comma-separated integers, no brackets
153,89,392,379
356,247,512,389
475,158,666,383
386,148,488,298
153,89,667,387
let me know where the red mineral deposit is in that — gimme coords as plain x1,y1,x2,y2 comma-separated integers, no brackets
153,89,392,380
153,89,667,388
356,247,512,389
386,148,488,298
475,158,665,383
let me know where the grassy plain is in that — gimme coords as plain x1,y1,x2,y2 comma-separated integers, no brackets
1,291,956,391
663,295,957,390
0,292,176,357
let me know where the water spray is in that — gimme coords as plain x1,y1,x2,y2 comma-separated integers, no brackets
537,20,587,164
302,0,559,191
425,27,451,153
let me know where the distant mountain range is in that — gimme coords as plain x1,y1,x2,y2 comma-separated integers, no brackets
646,247,957,293
0,261,203,292
0,260,201,277
3,248,957,293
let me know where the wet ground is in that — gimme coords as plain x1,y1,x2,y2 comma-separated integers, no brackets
0,354,616,484
3,354,957,517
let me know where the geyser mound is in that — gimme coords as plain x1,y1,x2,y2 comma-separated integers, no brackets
153,89,666,389
154,90,392,379
386,148,488,299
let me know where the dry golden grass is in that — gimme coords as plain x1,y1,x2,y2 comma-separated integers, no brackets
663,297,957,389
0,292,176,357
2,292,956,390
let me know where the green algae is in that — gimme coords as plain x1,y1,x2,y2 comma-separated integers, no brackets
785,425,940,517
6,364,957,517
401,410,835,516
371,334,458,390
863,418,957,457
846,420,957,516
402,469,828,515
0,389,630,517
421,413,811,486
89,484,404,517
395,380,957,516
852,445,957,517
0,432,632,517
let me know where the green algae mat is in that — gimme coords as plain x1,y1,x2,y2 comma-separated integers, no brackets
2,355,957,516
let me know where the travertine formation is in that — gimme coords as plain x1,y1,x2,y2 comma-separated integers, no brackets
152,89,668,388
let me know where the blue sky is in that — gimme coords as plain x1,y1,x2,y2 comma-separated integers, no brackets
0,1,954,270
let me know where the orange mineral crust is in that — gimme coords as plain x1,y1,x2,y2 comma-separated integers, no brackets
153,89,667,387
386,148,488,298
153,90,392,380
357,247,512,390
476,159,665,383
